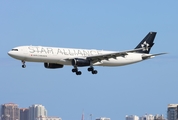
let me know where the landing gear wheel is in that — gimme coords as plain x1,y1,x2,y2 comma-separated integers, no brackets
88,67,94,72
21,60,26,68
76,71,82,75
72,67,82,75
92,70,98,74
88,66,97,74
22,65,26,68
72,68,77,72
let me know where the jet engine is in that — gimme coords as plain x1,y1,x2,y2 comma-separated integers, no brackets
44,63,64,69
72,58,90,67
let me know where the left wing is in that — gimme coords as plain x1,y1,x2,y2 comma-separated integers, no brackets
65,48,144,62
86,48,144,63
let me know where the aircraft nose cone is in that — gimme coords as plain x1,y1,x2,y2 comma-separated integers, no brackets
8,51,14,57
8,50,24,60
8,51,12,56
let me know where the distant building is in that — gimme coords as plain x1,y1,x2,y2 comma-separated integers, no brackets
167,104,178,120
36,116,62,120
0,103,20,120
126,115,139,120
154,114,165,120
96,117,110,120
29,104,47,120
126,114,166,120
20,108,29,120
139,114,154,120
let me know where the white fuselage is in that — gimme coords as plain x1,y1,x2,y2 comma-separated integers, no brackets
8,46,148,67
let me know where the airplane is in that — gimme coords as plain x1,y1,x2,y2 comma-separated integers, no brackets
8,32,166,75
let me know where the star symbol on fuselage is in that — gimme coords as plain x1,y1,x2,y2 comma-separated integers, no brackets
141,41,149,51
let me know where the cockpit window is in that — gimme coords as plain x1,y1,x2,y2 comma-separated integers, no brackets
12,49,18,51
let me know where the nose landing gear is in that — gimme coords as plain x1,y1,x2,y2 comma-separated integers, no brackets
22,60,26,68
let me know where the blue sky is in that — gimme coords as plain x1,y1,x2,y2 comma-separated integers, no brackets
0,1,178,120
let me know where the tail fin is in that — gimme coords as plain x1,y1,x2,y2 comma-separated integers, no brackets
135,32,156,54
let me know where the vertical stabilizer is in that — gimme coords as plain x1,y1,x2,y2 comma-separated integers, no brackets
135,32,156,53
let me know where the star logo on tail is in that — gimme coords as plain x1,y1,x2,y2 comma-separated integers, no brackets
141,41,149,51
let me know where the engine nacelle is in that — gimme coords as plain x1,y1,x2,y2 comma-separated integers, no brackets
44,63,64,69
72,58,90,67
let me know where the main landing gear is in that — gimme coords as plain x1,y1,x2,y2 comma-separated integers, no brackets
88,67,98,74
72,67,82,75
72,66,98,75
21,60,26,68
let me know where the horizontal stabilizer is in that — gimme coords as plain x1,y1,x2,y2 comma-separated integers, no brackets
142,53,167,60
